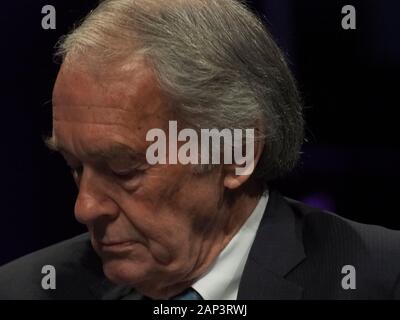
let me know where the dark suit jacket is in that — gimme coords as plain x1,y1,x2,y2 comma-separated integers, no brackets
1,189,400,299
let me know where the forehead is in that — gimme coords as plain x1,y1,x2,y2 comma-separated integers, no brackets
53,60,169,119
52,61,174,153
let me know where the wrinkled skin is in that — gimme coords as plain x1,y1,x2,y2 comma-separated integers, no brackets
51,58,261,299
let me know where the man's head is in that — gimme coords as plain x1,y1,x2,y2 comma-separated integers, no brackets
49,0,303,298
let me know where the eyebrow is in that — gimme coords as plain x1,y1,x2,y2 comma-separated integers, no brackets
44,135,145,163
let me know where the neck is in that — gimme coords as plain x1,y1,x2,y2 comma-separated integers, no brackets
149,185,264,299
188,186,263,284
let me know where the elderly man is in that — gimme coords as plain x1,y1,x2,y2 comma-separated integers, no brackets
0,0,399,300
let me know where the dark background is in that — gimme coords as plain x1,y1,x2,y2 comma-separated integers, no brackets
1,0,399,265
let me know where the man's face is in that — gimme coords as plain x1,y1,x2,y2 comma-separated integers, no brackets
52,60,226,298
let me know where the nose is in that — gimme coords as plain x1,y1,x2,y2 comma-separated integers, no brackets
74,166,119,225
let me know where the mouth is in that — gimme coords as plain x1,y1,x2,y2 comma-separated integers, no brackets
98,240,136,253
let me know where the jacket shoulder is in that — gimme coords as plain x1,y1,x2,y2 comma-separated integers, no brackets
0,233,101,299
286,198,400,299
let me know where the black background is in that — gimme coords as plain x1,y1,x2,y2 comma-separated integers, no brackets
1,0,399,265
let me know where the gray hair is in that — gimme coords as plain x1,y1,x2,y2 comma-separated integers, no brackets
56,0,304,187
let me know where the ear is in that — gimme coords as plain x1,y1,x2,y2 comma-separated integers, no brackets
223,134,264,190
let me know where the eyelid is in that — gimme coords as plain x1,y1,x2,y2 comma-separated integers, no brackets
110,168,144,182
108,161,148,172
111,168,138,176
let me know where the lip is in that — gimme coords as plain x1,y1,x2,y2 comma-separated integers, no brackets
99,240,136,252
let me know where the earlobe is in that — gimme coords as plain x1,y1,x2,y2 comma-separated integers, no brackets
224,174,250,189
223,138,264,190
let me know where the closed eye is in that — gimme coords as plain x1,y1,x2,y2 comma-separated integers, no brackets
110,168,143,180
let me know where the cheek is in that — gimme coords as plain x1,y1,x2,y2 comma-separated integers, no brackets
105,182,192,261
110,166,222,252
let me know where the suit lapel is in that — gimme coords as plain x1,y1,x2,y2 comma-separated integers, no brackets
238,189,306,299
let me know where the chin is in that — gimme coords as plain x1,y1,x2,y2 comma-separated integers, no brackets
101,257,190,299
102,257,150,286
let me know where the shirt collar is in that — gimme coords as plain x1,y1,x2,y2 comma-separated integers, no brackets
192,190,269,300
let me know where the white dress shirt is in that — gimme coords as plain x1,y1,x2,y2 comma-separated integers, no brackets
192,190,269,300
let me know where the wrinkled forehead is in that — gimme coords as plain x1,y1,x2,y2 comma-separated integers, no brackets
51,61,176,152
53,61,169,114
54,62,177,125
